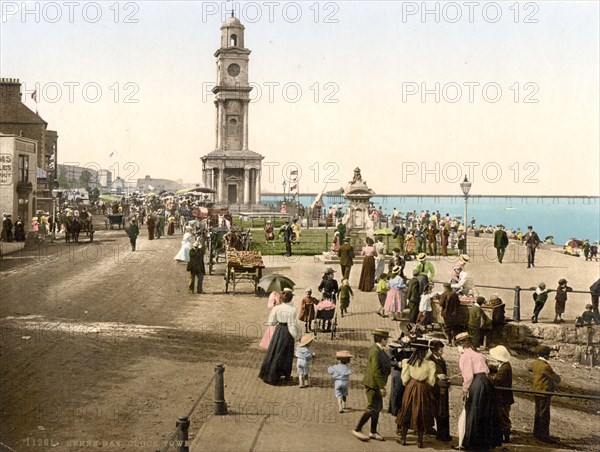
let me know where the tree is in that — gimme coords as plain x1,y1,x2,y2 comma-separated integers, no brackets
79,169,92,190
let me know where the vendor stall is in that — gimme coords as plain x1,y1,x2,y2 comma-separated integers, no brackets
225,248,265,294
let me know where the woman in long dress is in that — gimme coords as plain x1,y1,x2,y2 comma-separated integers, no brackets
358,237,377,292
374,236,387,282
259,290,302,385
174,226,194,262
259,291,282,349
384,266,406,319
396,342,436,448
455,332,502,450
330,231,340,253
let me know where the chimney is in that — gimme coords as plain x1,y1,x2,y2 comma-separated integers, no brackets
0,78,22,104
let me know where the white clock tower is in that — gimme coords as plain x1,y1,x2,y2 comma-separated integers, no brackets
202,13,264,206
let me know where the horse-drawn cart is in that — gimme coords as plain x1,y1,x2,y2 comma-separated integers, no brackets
105,213,125,230
225,248,264,294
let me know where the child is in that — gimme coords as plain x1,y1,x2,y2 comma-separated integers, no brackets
339,279,354,317
295,334,315,388
553,279,572,323
298,288,318,333
375,272,389,317
327,350,353,412
575,304,600,326
531,282,551,324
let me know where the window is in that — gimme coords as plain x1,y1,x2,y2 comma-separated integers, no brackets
230,34,237,46
19,155,29,183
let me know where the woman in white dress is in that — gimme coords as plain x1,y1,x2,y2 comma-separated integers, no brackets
174,226,194,262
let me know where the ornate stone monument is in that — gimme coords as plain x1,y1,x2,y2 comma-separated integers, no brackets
343,167,375,245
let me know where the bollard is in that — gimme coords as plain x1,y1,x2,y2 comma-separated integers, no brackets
513,286,521,321
175,416,190,452
214,364,228,415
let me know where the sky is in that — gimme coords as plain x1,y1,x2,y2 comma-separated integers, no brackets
1,1,599,196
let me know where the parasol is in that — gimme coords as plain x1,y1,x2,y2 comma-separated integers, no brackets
566,239,583,248
257,274,296,293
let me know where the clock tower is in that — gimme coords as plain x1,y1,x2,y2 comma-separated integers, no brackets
201,13,264,206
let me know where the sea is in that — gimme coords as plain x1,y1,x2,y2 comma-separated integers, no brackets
260,195,600,245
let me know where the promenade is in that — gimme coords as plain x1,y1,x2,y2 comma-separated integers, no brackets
0,229,598,451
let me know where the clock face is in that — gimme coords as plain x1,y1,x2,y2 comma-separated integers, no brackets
227,63,240,77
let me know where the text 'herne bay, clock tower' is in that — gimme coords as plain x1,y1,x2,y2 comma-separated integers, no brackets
201,13,264,206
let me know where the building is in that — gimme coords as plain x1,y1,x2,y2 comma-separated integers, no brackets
99,169,113,188
0,134,38,225
57,163,100,188
0,78,58,218
201,13,264,206
136,175,184,193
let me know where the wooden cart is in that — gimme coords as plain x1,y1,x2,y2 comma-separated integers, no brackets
225,248,264,295
432,296,506,330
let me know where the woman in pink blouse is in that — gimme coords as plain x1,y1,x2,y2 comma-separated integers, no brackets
455,332,502,450
358,237,377,292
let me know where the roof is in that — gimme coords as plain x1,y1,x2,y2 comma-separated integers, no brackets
0,101,47,125
201,149,264,161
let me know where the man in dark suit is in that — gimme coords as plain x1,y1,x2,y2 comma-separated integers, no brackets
352,328,392,442
528,345,561,442
494,225,509,263
338,237,355,280
524,225,541,268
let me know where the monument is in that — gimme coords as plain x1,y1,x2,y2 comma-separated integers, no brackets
342,167,375,246
201,13,264,207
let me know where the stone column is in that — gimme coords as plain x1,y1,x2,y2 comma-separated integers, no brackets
255,168,261,204
214,102,219,149
243,168,250,204
217,103,224,149
218,166,224,203
242,102,249,150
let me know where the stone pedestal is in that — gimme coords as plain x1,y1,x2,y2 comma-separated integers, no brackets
342,168,375,248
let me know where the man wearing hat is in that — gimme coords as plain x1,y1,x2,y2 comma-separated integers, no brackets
1,213,13,242
524,225,541,268
338,237,355,280
438,282,461,345
489,345,514,443
528,345,561,443
352,328,392,442
405,268,422,323
187,239,206,294
127,219,140,251
415,252,436,281
494,225,509,263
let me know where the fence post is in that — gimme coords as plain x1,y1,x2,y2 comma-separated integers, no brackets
175,416,190,452
513,286,521,321
325,233,329,252
214,363,228,415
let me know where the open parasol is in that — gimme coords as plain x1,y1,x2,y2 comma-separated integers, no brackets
258,274,296,293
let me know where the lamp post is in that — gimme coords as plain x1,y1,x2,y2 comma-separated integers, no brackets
282,180,287,203
51,189,58,241
460,175,472,254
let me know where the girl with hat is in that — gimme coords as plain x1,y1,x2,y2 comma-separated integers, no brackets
298,288,318,333
264,220,275,242
553,278,572,323
259,290,285,349
259,290,303,385
384,265,406,320
451,254,469,283
454,332,502,450
396,340,436,448
388,325,419,418
295,333,315,388
328,351,353,413
489,345,514,443
174,226,194,262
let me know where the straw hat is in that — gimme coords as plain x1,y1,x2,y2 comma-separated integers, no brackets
305,287,312,294
417,252,427,262
371,328,390,338
459,254,470,263
299,333,315,347
454,332,471,343
490,345,511,363
335,350,353,359
391,265,401,275
283,287,294,293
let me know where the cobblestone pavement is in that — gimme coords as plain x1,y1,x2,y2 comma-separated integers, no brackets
0,228,598,451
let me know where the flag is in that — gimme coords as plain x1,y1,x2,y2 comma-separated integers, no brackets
31,90,37,102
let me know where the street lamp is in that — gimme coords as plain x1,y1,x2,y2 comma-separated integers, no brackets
282,180,287,203
460,175,472,254
51,189,58,241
